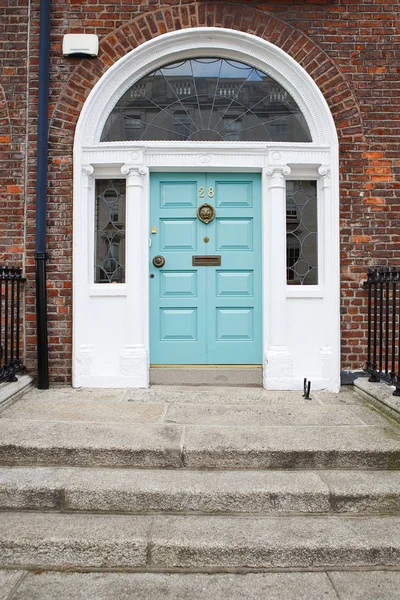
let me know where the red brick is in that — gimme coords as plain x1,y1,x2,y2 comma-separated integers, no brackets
7,185,23,194
351,236,371,243
364,197,385,206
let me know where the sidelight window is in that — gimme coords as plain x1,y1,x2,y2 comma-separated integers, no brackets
286,181,318,285
94,180,126,284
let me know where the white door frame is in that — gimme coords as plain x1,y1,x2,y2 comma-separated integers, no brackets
73,28,340,391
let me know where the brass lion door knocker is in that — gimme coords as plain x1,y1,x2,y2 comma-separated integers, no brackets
197,203,215,224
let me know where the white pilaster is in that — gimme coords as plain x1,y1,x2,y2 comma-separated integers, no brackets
318,164,340,391
263,166,293,389
120,164,149,386
73,166,94,388
81,165,94,271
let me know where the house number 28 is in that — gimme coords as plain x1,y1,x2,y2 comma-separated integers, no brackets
199,187,215,198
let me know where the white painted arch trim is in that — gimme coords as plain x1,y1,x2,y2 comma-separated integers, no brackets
75,28,338,148
73,27,340,391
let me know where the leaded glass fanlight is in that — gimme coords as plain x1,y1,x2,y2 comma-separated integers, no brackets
101,58,312,143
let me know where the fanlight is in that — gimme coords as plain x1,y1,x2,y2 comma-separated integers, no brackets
101,58,312,143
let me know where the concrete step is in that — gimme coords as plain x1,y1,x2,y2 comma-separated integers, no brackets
1,420,400,469
1,512,400,571
5,570,400,600
1,467,400,515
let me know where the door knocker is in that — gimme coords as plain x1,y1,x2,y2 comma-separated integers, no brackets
197,203,215,224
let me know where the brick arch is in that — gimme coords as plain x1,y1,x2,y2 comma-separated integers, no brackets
49,2,364,156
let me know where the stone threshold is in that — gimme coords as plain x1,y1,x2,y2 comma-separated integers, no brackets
149,366,263,386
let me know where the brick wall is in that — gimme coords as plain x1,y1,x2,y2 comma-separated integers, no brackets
0,0,28,266
1,0,399,381
0,0,29,369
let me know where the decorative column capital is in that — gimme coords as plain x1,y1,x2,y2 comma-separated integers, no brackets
121,164,148,187
318,165,331,189
82,165,94,188
264,165,291,189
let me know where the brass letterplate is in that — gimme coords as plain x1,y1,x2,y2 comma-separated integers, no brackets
192,255,221,266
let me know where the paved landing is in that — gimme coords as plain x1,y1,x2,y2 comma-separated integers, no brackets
0,384,393,424
1,386,399,471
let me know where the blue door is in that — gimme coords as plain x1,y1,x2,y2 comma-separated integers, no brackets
150,172,262,364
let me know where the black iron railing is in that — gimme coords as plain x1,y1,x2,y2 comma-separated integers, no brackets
364,267,400,396
0,267,25,383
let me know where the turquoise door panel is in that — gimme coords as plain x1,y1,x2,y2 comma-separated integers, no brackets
214,180,253,208
150,172,262,365
160,181,198,208
159,219,198,251
160,271,197,298
216,308,254,340
216,218,253,250
216,271,254,297
160,308,198,341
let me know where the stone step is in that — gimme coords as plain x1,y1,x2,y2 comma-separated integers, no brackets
5,570,400,600
1,467,400,515
149,367,263,386
1,512,400,571
1,420,400,469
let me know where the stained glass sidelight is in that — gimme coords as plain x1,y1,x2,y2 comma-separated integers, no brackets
94,180,126,283
286,181,318,285
101,58,312,143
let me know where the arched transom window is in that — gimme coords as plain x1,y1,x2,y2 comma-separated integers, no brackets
101,58,312,143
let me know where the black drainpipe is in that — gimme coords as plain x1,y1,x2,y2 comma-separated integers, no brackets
35,0,50,389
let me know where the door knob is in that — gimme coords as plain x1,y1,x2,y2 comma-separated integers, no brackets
152,255,165,268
